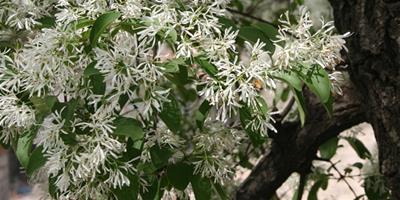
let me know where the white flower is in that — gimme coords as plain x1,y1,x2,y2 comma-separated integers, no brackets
104,169,131,189
202,28,238,60
55,171,71,192
273,7,350,70
11,27,89,97
0,95,35,142
0,96,34,128
34,111,65,152
192,122,245,184
115,0,147,19
199,40,275,127
141,121,184,162
3,0,47,30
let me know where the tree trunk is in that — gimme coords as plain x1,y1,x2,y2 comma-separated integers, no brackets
235,82,365,199
329,0,400,198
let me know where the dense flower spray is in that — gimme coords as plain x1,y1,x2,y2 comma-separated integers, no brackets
0,1,348,199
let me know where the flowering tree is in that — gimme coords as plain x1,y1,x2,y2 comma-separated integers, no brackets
0,0,355,199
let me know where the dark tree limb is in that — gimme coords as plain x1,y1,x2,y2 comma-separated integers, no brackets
235,81,365,200
226,8,279,28
329,0,400,198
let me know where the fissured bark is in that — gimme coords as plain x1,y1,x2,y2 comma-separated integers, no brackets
329,0,400,198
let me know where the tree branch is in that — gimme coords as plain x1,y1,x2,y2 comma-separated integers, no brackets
226,8,278,28
273,96,295,121
235,80,365,200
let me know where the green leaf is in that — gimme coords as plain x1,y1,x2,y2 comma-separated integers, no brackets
212,182,228,200
292,88,306,126
364,175,390,200
353,162,363,169
230,0,244,12
275,71,303,91
300,65,332,104
142,177,163,200
36,16,56,28
239,107,267,146
308,178,326,200
253,22,279,41
90,11,121,47
191,175,213,200
159,96,182,134
48,176,58,198
323,94,334,116
114,117,144,141
255,96,269,116
16,131,34,168
196,100,211,130
292,174,307,200
150,146,173,169
162,58,185,73
166,163,194,190
84,61,101,77
280,86,291,102
30,96,58,119
166,28,178,44
195,58,218,79
60,99,79,127
114,175,140,200
119,20,142,35
136,162,157,175
84,62,106,95
297,65,333,117
26,146,47,176
238,26,275,52
308,173,329,200
344,137,372,159
238,26,266,43
154,178,163,200
219,17,237,30
319,136,339,160
68,18,94,30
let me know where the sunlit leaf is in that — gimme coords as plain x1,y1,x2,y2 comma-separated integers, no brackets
114,117,144,141
90,11,121,47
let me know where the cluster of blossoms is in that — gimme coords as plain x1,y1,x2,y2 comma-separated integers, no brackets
0,0,349,199
273,7,350,70
0,0,56,30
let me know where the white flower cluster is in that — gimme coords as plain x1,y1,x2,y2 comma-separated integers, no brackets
34,111,136,199
1,0,242,198
199,40,277,134
0,95,35,143
273,7,350,70
0,0,350,198
0,0,56,30
192,122,245,184
0,51,36,143
2,28,90,97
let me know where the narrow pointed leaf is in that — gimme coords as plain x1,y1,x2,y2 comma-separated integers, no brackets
90,11,121,47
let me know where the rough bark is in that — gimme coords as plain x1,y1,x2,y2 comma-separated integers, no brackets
0,149,9,200
235,81,365,200
329,0,400,198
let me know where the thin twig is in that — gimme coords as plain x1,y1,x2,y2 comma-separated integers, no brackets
329,160,358,197
226,8,278,28
315,157,358,198
274,96,295,121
